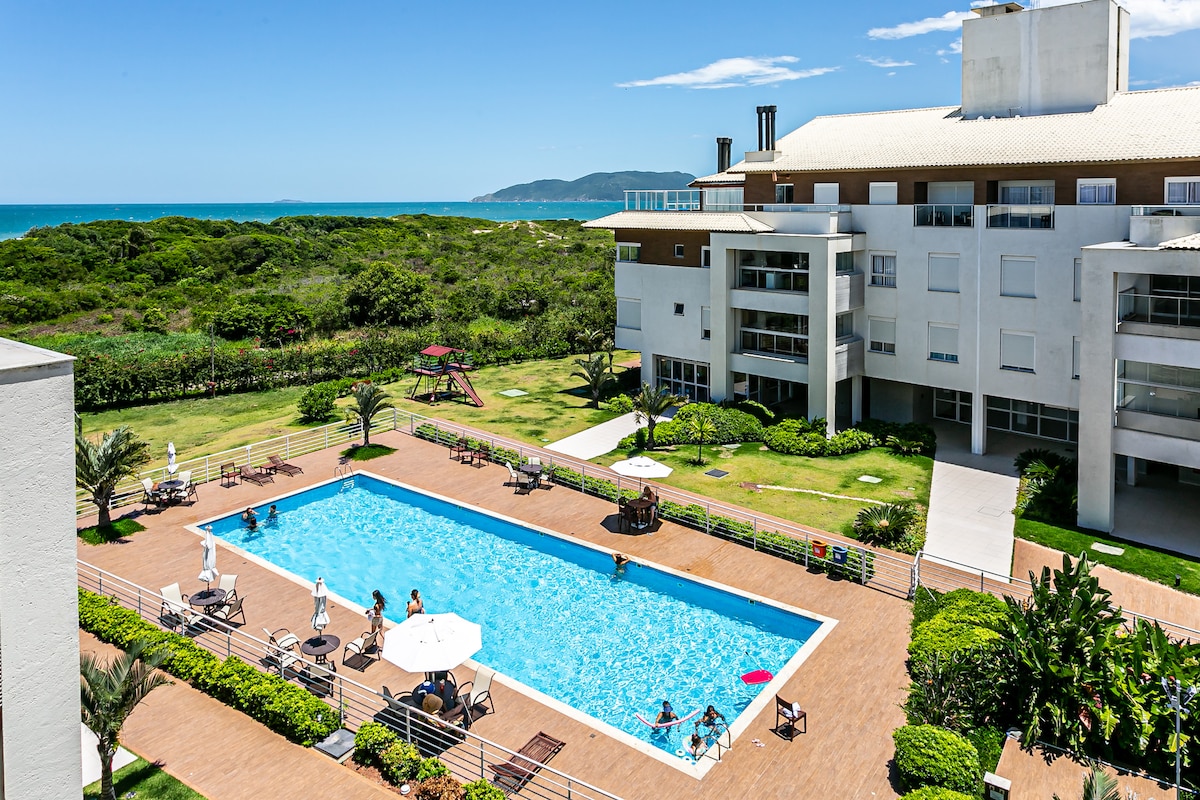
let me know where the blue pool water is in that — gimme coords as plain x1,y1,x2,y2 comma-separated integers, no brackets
208,475,821,756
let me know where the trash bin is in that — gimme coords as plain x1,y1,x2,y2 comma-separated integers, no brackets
811,539,828,559
831,545,849,565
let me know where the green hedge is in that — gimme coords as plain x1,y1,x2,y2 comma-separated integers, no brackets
617,402,763,449
763,419,878,457
78,589,339,746
897,787,977,800
354,722,453,789
892,725,981,795
908,588,1007,660
463,780,506,800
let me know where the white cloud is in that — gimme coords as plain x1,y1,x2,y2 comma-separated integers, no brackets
617,57,838,89
868,11,972,39
937,38,963,56
1032,0,1200,38
858,56,916,68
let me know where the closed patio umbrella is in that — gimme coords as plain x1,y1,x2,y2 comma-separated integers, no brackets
382,612,481,673
167,441,177,475
198,525,219,589
311,577,330,645
610,456,673,479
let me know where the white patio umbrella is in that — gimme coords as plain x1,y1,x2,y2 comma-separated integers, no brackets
382,613,482,674
167,441,177,475
609,455,673,479
198,525,219,590
311,577,330,644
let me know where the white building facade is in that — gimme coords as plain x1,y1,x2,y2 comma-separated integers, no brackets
587,0,1200,546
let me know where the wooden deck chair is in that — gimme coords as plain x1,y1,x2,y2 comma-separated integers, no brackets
774,695,807,740
239,465,274,485
487,731,566,796
220,463,240,487
268,454,303,476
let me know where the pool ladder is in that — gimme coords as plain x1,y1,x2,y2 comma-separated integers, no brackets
334,463,355,489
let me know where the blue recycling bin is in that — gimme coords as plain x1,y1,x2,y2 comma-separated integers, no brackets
830,544,849,565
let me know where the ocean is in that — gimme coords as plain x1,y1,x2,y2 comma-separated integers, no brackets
0,201,625,240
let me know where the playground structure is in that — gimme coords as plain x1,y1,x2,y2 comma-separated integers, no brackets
408,345,484,407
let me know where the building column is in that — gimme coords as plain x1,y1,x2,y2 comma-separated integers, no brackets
851,375,863,425
807,246,837,436
1126,456,1138,486
970,390,986,455
1077,253,1117,532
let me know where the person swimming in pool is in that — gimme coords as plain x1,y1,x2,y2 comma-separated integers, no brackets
655,700,678,727
242,507,258,530
700,705,726,729
407,588,425,618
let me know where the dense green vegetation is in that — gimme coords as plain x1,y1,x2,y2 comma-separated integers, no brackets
3,215,615,408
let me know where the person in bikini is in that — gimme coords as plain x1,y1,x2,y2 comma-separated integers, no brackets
407,588,425,618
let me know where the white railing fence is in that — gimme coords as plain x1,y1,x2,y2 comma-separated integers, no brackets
77,561,622,800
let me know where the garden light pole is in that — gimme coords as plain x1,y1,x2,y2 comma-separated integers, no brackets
1162,676,1198,800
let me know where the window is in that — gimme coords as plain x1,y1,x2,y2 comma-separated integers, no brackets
934,388,972,424
1073,258,1082,302
1118,360,1200,420
1166,178,1200,204
1072,337,1081,379
869,317,896,355
928,254,959,293
1000,256,1036,298
869,182,898,205
835,312,854,339
654,356,710,402
775,184,795,204
616,299,641,330
835,251,855,274
814,183,839,204
701,307,711,340
617,243,640,263
738,251,810,292
929,182,973,204
674,244,685,258
1000,330,1035,373
999,182,1054,204
928,324,959,363
673,303,685,316
1077,178,1115,205
739,310,809,359
701,246,712,268
986,396,1077,442
870,254,897,288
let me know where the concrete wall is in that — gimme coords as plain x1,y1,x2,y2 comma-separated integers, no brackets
0,339,80,800
962,0,1127,118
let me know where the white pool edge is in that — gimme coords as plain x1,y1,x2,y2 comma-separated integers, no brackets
186,470,840,778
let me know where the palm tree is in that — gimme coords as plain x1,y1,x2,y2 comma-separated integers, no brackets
570,352,615,408
348,382,394,446
633,381,683,450
575,329,606,357
76,426,151,528
1053,765,1120,800
687,408,717,465
81,638,172,800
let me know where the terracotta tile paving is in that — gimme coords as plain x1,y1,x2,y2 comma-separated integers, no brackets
995,737,1172,799
79,428,913,800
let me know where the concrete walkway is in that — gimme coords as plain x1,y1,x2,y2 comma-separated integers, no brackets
545,408,676,460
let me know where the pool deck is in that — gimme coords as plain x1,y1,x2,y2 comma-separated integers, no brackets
79,428,913,800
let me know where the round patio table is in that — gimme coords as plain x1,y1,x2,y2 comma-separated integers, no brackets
189,588,227,611
627,498,654,529
301,634,340,664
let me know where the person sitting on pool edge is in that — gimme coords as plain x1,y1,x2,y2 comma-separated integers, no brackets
407,588,425,617
241,507,258,530
655,700,678,727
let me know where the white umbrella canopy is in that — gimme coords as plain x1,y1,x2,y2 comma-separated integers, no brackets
167,441,177,475
311,577,330,640
198,525,219,588
610,455,673,479
382,613,482,673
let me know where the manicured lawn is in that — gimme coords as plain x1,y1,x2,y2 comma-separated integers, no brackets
594,445,933,536
84,757,206,800
1016,518,1200,596
78,517,146,545
342,443,396,461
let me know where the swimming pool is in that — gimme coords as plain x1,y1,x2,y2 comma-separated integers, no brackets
204,473,832,765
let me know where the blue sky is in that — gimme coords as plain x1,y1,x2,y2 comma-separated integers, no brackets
2,0,1198,203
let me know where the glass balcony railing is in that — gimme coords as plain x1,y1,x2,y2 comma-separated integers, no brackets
987,205,1054,229
739,331,809,360
624,190,701,211
1131,206,1200,217
738,269,809,292
914,205,973,227
1118,292,1200,328
1119,382,1200,420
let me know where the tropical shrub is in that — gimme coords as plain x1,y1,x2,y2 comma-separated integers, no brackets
379,740,423,784
353,722,400,766
855,419,937,455
909,616,1003,660
607,393,634,414
762,419,879,457
903,649,1006,732
936,589,1007,631
964,726,1005,774
416,757,450,781
297,382,338,421
726,399,775,425
463,780,506,800
414,774,465,800
622,402,763,448
853,503,916,548
892,725,981,795
1014,452,1078,525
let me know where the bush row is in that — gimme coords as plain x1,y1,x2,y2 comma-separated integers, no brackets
354,722,502,800
908,588,1006,661
616,403,764,449
78,589,339,746
892,724,981,796
763,419,877,457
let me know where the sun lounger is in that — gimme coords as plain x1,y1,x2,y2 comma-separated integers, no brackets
487,731,566,796
268,454,303,476
239,465,274,486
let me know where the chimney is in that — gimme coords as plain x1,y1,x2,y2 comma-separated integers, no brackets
716,137,732,173
755,105,778,151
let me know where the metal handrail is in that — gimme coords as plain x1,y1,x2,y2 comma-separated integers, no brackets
77,561,622,800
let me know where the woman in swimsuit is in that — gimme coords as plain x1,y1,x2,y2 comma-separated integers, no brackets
407,588,425,618
367,589,386,642
700,705,725,729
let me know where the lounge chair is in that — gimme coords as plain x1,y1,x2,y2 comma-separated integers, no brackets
220,463,240,487
239,465,274,486
210,594,246,626
343,628,381,669
774,695,807,740
268,454,303,476
487,731,566,796
262,627,302,672
159,583,202,632
459,664,496,718
218,573,238,601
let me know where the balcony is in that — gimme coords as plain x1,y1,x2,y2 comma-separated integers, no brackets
987,205,1054,229
1132,206,1200,217
1118,292,1200,329
738,330,809,361
624,190,701,211
738,268,808,293
914,205,973,227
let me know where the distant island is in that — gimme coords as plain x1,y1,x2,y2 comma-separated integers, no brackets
472,171,695,202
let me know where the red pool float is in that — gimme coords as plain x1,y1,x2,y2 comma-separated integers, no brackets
741,669,773,685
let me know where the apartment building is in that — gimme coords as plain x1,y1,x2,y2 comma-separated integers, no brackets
586,0,1200,544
